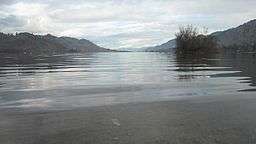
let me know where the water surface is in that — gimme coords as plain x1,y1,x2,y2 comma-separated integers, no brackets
0,52,255,110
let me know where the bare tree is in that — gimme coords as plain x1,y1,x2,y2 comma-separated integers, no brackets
175,25,218,57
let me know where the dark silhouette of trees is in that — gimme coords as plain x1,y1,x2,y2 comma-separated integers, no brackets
0,32,112,55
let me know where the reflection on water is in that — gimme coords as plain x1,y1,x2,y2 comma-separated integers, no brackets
0,52,255,109
211,54,256,92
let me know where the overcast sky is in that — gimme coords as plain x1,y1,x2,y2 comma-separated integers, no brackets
0,0,256,49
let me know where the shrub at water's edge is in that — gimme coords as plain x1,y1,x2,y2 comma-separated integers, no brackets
175,25,219,58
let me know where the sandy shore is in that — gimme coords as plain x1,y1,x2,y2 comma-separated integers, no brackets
1,94,256,144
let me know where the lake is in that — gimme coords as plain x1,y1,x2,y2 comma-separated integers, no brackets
0,52,256,110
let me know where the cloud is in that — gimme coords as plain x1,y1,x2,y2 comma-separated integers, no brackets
0,0,256,49
0,15,25,27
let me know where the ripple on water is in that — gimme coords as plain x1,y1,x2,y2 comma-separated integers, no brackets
0,52,256,109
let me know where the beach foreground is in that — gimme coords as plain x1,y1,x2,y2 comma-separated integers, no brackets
1,94,256,144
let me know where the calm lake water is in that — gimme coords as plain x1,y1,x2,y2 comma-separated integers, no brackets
0,52,255,110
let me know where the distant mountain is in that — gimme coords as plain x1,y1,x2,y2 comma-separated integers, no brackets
118,39,177,52
117,47,147,52
211,19,256,52
143,39,176,52
0,32,112,54
141,19,256,53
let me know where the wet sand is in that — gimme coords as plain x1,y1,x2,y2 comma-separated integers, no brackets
1,94,256,144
